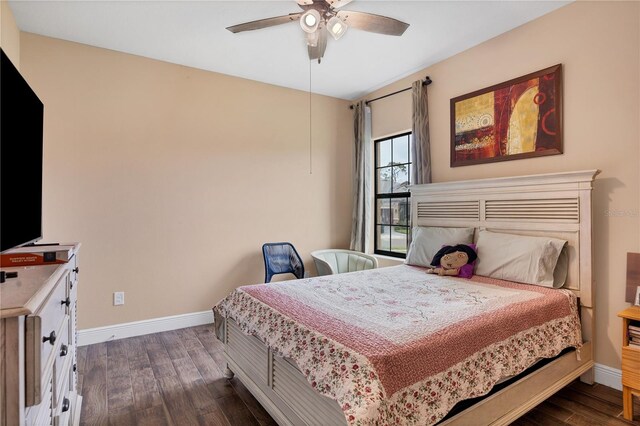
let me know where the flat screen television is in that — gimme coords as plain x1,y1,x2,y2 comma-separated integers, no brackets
0,49,44,252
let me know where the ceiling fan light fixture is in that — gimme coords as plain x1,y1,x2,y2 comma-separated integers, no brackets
327,16,348,40
300,9,321,33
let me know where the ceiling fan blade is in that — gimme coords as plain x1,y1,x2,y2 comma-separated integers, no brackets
308,28,327,62
336,10,409,36
326,0,353,9
226,13,302,33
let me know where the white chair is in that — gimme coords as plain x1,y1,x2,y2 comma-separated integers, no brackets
310,249,378,276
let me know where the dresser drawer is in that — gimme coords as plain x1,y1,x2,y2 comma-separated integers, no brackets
69,346,78,394
55,406,72,426
622,346,640,388
68,255,78,290
68,281,78,349
54,358,72,426
54,317,72,401
25,374,53,426
25,271,70,406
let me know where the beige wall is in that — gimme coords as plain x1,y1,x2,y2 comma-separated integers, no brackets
20,33,353,329
0,1,20,67
365,1,640,369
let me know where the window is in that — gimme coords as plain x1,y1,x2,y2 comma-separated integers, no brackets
374,132,411,258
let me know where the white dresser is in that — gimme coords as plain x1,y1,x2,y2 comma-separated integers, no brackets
0,244,82,426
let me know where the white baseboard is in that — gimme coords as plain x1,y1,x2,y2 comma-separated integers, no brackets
77,310,213,346
594,363,622,391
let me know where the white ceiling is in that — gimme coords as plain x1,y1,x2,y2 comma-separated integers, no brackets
10,1,569,100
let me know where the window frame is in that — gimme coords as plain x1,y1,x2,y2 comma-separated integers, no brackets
373,131,412,259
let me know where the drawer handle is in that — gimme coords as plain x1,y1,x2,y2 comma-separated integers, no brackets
61,297,71,307
43,330,56,345
60,344,68,357
73,267,79,274
61,397,70,413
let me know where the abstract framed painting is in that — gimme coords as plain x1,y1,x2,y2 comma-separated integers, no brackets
450,64,562,167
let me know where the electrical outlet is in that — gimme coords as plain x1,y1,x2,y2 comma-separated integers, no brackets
113,292,125,306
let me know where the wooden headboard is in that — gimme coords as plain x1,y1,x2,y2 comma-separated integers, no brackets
410,170,599,343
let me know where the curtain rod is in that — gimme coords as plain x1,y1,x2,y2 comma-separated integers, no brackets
349,76,432,110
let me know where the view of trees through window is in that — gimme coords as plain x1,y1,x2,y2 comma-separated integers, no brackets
374,132,411,257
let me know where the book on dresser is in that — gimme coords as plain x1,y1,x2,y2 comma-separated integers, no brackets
0,244,76,267
0,243,82,426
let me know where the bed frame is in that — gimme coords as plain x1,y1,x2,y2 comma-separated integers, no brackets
219,170,600,426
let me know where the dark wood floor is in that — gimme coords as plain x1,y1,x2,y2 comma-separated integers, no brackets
78,325,640,425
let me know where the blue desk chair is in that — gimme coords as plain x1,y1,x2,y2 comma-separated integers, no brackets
262,242,304,283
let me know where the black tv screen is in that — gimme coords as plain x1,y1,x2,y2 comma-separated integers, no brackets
0,49,44,252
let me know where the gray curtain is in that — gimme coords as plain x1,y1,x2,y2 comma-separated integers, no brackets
349,101,372,252
411,80,432,184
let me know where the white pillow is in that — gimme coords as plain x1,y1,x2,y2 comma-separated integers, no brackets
405,226,475,268
475,230,567,287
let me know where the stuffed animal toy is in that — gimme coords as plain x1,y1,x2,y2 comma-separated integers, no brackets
426,244,478,278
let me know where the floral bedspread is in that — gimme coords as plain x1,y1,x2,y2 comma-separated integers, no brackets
214,265,581,425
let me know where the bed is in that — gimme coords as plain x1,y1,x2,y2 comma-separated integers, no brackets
213,170,599,426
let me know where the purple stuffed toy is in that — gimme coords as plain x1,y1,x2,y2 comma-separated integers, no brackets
425,244,478,278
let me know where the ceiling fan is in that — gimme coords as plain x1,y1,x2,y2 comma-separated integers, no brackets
226,0,409,63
